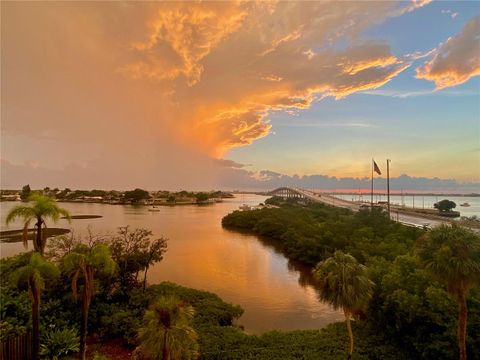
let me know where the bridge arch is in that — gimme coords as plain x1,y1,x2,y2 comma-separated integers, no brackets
268,187,306,199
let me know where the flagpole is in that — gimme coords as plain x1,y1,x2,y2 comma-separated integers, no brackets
371,158,374,210
387,159,391,217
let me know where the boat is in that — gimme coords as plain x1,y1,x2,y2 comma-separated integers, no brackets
148,205,160,212
460,202,471,207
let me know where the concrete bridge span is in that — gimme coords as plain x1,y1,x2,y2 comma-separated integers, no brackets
268,187,359,211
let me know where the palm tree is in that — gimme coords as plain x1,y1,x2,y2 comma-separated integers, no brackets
313,251,374,359
12,252,60,360
416,224,480,360
6,194,71,256
62,243,115,360
137,296,199,360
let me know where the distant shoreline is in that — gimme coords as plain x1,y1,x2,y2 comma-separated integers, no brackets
0,199,219,206
233,191,480,197
262,192,480,197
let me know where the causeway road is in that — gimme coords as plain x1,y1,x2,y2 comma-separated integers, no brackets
294,188,450,229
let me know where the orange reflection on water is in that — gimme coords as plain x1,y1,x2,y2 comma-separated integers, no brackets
0,195,343,333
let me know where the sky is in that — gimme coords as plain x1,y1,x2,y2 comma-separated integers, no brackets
1,1,479,191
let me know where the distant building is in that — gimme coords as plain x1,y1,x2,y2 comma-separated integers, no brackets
0,194,20,201
83,196,103,202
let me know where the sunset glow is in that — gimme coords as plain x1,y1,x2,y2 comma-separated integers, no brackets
1,1,479,191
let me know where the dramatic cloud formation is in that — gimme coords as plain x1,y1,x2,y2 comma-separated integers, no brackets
2,1,478,190
120,2,247,85
117,1,410,155
416,16,480,89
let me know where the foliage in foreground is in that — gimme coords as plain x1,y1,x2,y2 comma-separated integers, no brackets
313,251,374,358
2,206,479,359
416,224,480,360
0,248,407,360
12,252,60,359
137,296,199,360
39,327,80,360
222,201,480,359
197,322,410,360
5,193,71,255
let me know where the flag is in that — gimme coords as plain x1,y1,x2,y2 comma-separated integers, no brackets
373,160,382,175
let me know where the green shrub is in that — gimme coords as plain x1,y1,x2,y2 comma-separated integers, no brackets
40,327,80,359
93,353,110,360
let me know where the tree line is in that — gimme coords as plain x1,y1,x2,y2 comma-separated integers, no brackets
13,185,233,204
3,194,479,359
3,194,194,360
222,199,480,360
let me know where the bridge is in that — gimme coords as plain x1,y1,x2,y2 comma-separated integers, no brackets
267,187,452,230
268,187,360,211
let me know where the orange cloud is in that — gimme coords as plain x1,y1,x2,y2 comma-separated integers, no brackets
130,2,407,156
181,39,407,155
342,55,399,75
416,16,480,89
259,29,303,57
2,1,415,166
120,2,247,85
388,0,433,17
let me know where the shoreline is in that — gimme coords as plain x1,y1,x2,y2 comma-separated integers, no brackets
0,199,219,206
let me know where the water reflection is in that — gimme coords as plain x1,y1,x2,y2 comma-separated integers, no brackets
0,195,342,333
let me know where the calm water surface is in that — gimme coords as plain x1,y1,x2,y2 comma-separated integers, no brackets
0,195,342,334
335,194,480,217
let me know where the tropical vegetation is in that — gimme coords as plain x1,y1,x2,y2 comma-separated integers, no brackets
39,328,80,359
416,224,480,360
313,251,374,359
222,198,480,359
1,197,479,359
11,252,60,359
106,227,168,292
136,295,199,360
1,184,235,205
434,199,457,212
6,194,71,255
20,184,32,201
62,242,116,360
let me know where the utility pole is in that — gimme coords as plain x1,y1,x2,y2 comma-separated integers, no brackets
370,159,374,210
387,159,391,216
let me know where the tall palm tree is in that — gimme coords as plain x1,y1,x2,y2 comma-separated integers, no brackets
62,243,115,360
313,251,374,359
416,224,480,360
12,252,60,360
137,296,199,360
6,194,71,256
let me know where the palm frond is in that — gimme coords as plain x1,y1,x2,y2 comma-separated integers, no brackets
6,206,35,225
59,208,72,222
313,250,374,311
138,296,198,360
62,252,86,273
11,253,58,296
416,224,480,293
22,219,32,249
